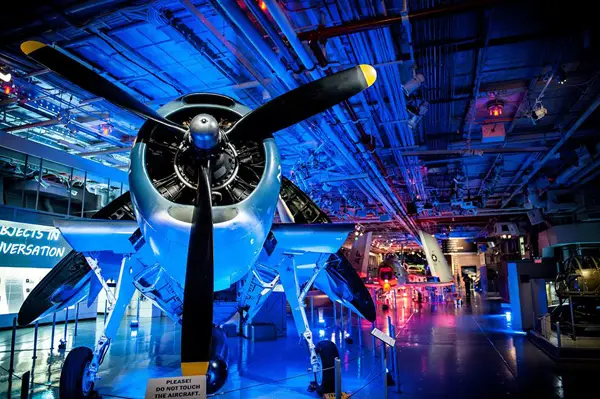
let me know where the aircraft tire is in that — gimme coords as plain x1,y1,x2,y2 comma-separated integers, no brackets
314,340,339,396
60,346,94,399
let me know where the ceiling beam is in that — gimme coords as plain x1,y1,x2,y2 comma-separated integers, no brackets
297,0,504,42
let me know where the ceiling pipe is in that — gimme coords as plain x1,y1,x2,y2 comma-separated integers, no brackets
297,0,505,42
209,0,298,90
178,0,272,91
217,1,419,238
78,146,132,157
502,92,600,207
263,0,421,240
3,118,61,132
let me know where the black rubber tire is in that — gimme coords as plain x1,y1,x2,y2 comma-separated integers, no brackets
60,346,94,399
315,340,339,396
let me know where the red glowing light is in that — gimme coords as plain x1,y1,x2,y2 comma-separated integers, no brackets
259,0,267,11
487,100,504,117
4,86,10,95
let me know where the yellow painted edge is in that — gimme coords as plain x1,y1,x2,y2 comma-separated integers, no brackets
181,361,209,376
21,41,47,55
359,64,377,87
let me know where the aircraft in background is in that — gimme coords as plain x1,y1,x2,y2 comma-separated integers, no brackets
17,40,377,398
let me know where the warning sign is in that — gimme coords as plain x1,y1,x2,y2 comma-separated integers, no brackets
145,375,206,399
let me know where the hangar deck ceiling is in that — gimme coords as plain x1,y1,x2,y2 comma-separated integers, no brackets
0,0,599,248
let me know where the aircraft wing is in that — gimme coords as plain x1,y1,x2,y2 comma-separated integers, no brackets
55,219,139,253
269,223,353,254
264,223,376,322
18,219,139,326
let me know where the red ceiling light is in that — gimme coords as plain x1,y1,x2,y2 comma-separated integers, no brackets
487,100,504,117
100,123,113,136
259,0,267,11
3,86,11,95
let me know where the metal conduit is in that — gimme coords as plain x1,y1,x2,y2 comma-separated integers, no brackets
502,92,600,207
263,0,420,239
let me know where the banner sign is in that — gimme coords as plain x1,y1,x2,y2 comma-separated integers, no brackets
145,375,206,399
0,220,71,268
419,230,452,283
442,238,477,254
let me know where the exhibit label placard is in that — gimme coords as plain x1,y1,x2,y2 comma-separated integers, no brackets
441,238,477,254
0,220,71,268
145,375,206,399
371,327,396,347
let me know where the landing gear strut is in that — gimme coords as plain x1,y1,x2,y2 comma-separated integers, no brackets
60,257,135,398
278,254,340,395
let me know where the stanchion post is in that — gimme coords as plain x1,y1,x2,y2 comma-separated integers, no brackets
348,308,353,337
64,307,69,341
333,301,337,327
20,371,30,399
8,317,17,395
335,357,341,399
74,303,80,336
569,297,576,339
358,314,363,349
59,307,69,349
556,321,562,347
50,313,56,353
381,342,388,399
371,321,376,355
387,316,395,372
395,335,402,393
31,321,39,389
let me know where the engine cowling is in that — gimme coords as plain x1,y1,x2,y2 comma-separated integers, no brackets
129,94,281,290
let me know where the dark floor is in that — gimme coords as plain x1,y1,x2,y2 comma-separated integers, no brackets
1,294,598,398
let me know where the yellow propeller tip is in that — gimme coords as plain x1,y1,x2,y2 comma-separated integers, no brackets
181,361,209,376
21,41,46,55
359,64,377,87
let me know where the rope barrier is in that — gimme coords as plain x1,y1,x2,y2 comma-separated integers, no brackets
0,305,415,398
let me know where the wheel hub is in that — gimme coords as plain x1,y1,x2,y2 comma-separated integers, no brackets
81,361,94,396
315,355,323,385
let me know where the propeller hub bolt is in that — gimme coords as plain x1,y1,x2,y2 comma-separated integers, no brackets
189,113,220,150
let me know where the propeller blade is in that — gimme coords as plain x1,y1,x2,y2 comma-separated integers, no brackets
20,41,186,134
181,158,214,376
228,65,376,141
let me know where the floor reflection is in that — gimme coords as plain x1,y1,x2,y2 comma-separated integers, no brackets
0,293,598,398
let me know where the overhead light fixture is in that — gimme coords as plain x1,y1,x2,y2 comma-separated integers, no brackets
3,85,11,95
99,123,114,136
555,66,567,85
402,73,425,96
259,0,267,11
530,103,547,123
487,99,504,117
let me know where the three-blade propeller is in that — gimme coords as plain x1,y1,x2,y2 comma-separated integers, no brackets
21,40,376,380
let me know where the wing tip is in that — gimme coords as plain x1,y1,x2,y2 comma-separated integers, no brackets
359,64,377,87
21,41,47,55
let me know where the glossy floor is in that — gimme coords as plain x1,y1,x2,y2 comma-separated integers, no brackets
1,296,598,398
